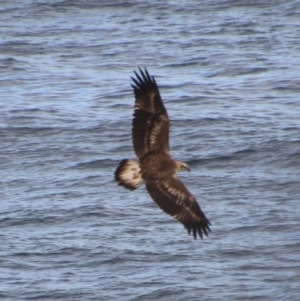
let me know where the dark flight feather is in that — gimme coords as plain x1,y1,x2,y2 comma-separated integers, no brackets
131,68,170,158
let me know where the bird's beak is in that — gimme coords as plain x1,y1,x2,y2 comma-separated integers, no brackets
184,165,190,172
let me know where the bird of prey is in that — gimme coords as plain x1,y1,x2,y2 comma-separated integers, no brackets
114,68,210,239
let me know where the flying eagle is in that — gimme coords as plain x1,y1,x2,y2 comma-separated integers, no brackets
114,68,210,239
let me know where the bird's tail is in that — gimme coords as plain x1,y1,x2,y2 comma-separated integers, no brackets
114,159,144,190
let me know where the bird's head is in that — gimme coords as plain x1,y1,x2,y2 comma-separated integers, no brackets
175,161,190,172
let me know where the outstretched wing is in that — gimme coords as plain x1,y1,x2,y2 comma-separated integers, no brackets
131,68,170,159
145,176,210,239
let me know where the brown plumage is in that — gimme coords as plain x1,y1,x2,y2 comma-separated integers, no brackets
114,68,210,239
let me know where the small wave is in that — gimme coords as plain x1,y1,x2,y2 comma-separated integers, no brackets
233,148,256,156
1,126,62,135
0,216,65,227
208,67,268,78
163,61,201,68
188,148,256,166
273,83,300,92
73,159,115,169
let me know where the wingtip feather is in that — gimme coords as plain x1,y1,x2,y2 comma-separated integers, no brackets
184,219,211,240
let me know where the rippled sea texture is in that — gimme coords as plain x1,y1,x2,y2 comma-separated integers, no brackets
1,1,300,300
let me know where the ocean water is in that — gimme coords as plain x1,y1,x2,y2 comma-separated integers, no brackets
1,1,300,300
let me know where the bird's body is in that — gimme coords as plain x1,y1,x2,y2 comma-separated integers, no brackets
114,68,210,239
140,151,175,180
